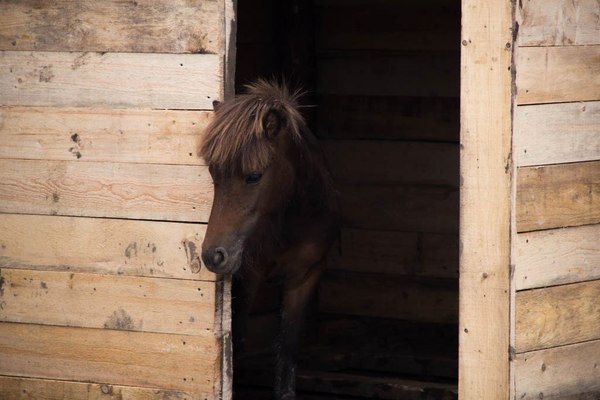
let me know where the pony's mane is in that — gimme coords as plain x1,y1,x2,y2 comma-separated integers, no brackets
200,79,305,173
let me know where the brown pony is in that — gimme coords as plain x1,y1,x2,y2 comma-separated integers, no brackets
200,79,340,400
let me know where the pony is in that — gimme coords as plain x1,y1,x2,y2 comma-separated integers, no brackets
200,79,340,400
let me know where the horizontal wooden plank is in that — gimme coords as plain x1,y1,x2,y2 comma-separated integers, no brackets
340,184,458,233
516,279,600,353
0,214,213,281
515,102,600,167
0,106,211,164
318,51,459,97
514,339,600,399
0,322,218,395
0,268,215,336
329,229,457,278
0,159,212,222
322,140,459,186
518,0,600,46
515,224,600,290
316,95,459,141
516,46,600,105
517,161,600,232
0,0,223,54
315,0,460,51
319,272,458,323
0,376,195,400
0,51,221,109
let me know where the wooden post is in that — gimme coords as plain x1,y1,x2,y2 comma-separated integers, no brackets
459,0,514,398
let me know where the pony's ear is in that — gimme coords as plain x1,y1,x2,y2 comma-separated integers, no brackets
264,110,281,139
212,100,222,112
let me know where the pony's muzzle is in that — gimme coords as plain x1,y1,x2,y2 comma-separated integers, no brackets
201,246,229,274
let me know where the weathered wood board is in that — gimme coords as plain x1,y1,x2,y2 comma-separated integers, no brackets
515,224,600,290
515,101,600,167
0,159,212,222
516,46,600,105
517,161,600,232
0,322,218,395
0,106,211,165
0,51,221,109
516,279,600,352
0,214,212,281
0,268,215,336
518,0,600,47
514,339,600,399
0,376,195,400
0,0,224,54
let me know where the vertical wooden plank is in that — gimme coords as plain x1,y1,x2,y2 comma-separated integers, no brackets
459,0,514,398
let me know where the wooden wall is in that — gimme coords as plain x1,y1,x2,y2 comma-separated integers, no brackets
0,1,234,398
512,0,600,398
314,0,460,377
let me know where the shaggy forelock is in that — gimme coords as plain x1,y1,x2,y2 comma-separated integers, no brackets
200,79,305,174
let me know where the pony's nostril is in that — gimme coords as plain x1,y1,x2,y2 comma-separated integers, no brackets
213,247,227,267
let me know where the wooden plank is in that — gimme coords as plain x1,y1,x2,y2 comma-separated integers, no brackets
516,46,600,105
517,161,600,232
0,51,221,109
0,376,195,400
515,101,600,167
459,0,513,397
518,0,600,47
515,224,600,290
319,272,458,323
514,339,600,399
318,51,459,97
0,106,211,165
516,279,600,352
316,0,460,51
0,214,213,281
339,184,458,233
0,268,216,336
0,0,223,54
0,159,212,222
0,322,218,395
330,228,458,278
316,95,460,141
322,140,459,186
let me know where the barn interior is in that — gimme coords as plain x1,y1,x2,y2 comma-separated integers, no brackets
234,0,460,398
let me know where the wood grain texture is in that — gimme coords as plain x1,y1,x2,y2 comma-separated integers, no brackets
517,161,600,232
0,268,216,336
0,106,211,165
459,0,513,397
516,46,600,105
515,102,600,167
0,51,222,109
318,51,459,97
316,95,459,141
323,140,459,186
516,279,600,352
515,224,600,290
518,0,600,46
0,376,195,400
0,214,213,281
0,0,223,54
514,339,600,399
319,272,458,323
330,228,458,278
0,159,212,222
0,322,218,395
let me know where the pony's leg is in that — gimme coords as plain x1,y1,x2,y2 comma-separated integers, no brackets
232,269,263,362
274,262,324,400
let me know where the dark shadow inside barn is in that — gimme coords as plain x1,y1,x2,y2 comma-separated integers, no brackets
234,0,460,398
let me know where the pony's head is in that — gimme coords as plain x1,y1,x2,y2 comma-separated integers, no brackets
199,79,306,275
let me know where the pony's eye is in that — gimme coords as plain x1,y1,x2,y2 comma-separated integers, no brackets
245,172,263,184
